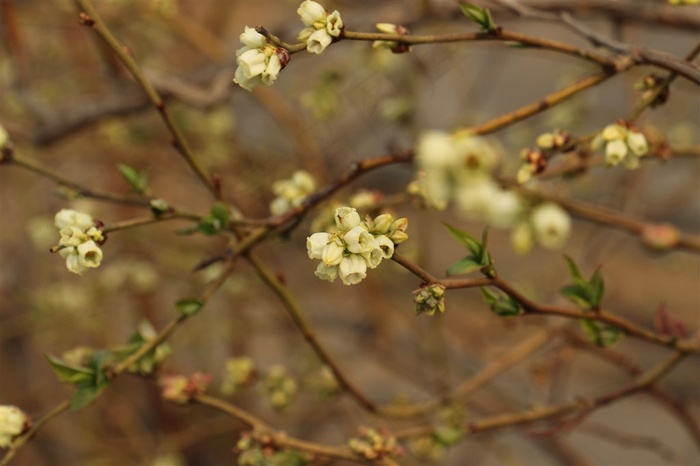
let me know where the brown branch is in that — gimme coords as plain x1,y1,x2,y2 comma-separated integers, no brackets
74,0,218,198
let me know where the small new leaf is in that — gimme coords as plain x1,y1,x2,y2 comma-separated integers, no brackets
481,288,523,317
447,256,482,276
46,354,95,385
433,425,464,446
562,256,605,309
198,202,230,235
117,163,149,194
70,383,108,411
443,222,481,256
176,298,203,316
460,2,497,31
580,319,623,347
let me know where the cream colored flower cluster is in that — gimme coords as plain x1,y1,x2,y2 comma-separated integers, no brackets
592,123,649,169
53,209,104,275
233,27,288,92
269,170,317,215
307,207,408,285
412,130,572,253
297,0,343,54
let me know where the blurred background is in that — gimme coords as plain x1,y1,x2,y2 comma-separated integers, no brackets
1,0,699,464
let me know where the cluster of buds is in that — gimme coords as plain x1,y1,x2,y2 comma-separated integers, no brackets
233,27,290,91
51,209,105,275
348,427,404,461
307,207,408,285
516,147,548,184
0,405,30,448
536,129,571,151
511,202,572,254
269,170,316,215
634,74,670,108
265,365,298,411
297,1,343,55
414,283,446,316
373,23,411,53
158,372,212,405
591,122,649,169
220,356,257,396
236,431,307,466
307,365,340,400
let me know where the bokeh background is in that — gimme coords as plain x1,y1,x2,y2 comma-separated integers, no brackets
1,0,699,464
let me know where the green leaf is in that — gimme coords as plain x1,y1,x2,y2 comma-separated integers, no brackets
460,2,497,31
481,288,523,317
46,354,95,385
149,198,170,216
561,257,605,310
563,255,584,283
561,284,592,308
433,425,464,446
590,267,605,308
580,319,623,347
117,163,149,194
176,298,203,316
198,202,230,235
70,383,108,411
447,256,482,276
443,222,482,257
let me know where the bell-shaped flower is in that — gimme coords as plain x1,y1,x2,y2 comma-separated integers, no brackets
307,232,330,259
626,131,648,156
54,209,94,230
240,26,267,49
334,207,361,230
314,262,338,282
307,28,333,54
373,235,395,259
338,254,367,285
77,240,103,269
530,203,571,250
321,240,344,266
60,248,89,275
605,139,628,166
59,225,87,247
487,190,526,228
297,0,326,27
343,225,375,254
416,131,459,170
325,10,343,36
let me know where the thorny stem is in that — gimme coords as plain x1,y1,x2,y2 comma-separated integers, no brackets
74,0,219,199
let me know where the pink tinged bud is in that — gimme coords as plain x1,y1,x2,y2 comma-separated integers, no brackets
159,375,190,404
641,223,680,250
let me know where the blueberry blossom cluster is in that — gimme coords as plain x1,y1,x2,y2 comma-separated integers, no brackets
307,207,408,285
269,170,317,215
233,27,290,91
51,209,105,275
411,130,572,253
297,1,343,54
591,122,649,169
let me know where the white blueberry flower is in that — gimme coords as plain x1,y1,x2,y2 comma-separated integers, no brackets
487,190,526,228
454,175,499,219
343,225,375,254
270,170,316,215
77,240,103,269
297,0,326,27
307,29,333,54
602,124,627,141
338,254,367,285
314,262,338,282
605,139,628,166
55,209,94,230
453,134,499,173
307,232,330,259
416,131,459,169
59,226,87,247
626,130,648,156
325,10,343,36
0,405,29,448
61,248,89,275
233,27,286,92
530,203,571,250
334,207,361,230
321,240,344,266
373,234,395,259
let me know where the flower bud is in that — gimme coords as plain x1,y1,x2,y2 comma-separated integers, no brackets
641,223,680,250
626,131,648,156
605,139,628,166
322,240,344,266
334,207,361,230
414,284,446,316
372,214,394,234
307,232,330,259
297,0,326,27
0,405,30,448
344,225,375,254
